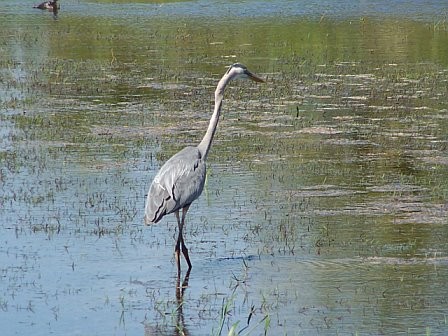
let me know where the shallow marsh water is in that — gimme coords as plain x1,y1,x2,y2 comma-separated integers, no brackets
1,0,448,335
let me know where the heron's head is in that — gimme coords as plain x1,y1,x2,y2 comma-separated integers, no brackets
226,63,265,83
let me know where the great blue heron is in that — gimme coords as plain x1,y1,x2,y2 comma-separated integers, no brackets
144,63,264,274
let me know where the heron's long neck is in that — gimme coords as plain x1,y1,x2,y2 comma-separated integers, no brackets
197,74,230,160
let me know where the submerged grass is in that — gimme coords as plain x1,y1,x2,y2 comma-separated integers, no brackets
213,261,271,336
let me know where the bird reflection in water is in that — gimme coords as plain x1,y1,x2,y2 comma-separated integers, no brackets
144,270,191,336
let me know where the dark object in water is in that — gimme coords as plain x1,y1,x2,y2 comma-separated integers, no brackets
33,0,59,11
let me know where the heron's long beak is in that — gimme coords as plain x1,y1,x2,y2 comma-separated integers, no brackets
246,70,265,83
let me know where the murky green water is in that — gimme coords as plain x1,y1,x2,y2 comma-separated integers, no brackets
1,0,448,335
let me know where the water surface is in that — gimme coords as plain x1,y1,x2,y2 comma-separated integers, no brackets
1,0,448,335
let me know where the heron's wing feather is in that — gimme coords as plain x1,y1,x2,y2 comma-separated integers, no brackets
145,147,206,224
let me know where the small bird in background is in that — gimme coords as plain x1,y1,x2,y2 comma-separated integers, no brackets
33,0,59,12
144,64,264,275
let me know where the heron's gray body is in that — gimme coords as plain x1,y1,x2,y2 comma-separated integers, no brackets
145,146,206,224
143,63,264,274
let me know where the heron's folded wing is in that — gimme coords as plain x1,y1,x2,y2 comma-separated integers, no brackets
144,147,206,224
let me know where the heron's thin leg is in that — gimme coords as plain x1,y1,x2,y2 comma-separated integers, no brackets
174,210,182,275
180,205,192,270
